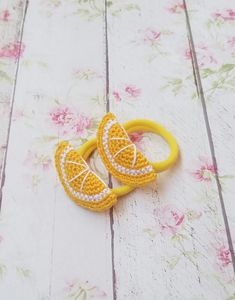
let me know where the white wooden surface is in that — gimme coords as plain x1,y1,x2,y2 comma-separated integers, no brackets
0,0,25,181
186,0,235,268
0,1,234,299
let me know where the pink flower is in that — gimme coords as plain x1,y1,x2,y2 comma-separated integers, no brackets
217,245,232,267
168,2,185,14
0,10,10,21
112,91,121,102
228,36,235,50
0,42,25,59
184,48,192,60
212,9,235,21
50,106,93,137
112,85,141,102
124,85,141,98
50,107,73,126
192,159,217,182
143,28,161,45
129,131,144,150
154,204,185,235
72,114,92,136
184,44,217,67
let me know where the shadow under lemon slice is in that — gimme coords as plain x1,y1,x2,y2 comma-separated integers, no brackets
97,113,156,186
55,141,117,212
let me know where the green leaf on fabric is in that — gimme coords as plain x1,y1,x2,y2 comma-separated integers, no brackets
219,64,235,73
0,70,12,83
200,68,215,78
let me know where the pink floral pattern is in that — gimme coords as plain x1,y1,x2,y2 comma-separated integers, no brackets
112,91,121,102
0,10,10,22
124,84,141,98
212,9,235,22
184,44,217,68
216,245,232,267
228,36,235,52
72,114,93,136
111,84,141,102
0,0,234,298
49,106,94,137
154,204,185,235
50,107,73,126
167,2,185,14
192,158,217,182
134,27,165,61
143,28,161,45
0,42,25,59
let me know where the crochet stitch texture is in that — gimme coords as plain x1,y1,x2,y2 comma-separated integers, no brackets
97,113,156,186
55,141,117,211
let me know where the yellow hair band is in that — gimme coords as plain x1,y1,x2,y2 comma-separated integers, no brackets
55,113,179,212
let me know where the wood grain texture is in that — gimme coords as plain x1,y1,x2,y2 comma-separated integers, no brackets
0,0,112,299
185,0,235,273
107,0,235,299
0,0,26,184
0,0,234,299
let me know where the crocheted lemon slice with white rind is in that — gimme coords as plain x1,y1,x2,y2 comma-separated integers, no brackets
55,141,117,212
97,113,156,186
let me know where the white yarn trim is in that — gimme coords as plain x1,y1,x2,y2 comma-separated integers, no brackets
102,119,153,175
60,146,111,202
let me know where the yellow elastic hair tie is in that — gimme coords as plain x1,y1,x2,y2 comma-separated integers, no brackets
79,114,179,196
54,113,179,212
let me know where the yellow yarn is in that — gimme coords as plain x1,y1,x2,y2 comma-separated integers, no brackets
79,118,179,175
124,119,179,173
54,113,179,212
97,113,157,186
55,141,117,212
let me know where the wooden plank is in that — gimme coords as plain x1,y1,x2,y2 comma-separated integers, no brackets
0,1,113,299
0,0,26,182
107,0,235,299
185,0,235,277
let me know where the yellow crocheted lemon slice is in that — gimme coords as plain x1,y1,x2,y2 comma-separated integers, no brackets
55,141,117,212
97,113,156,186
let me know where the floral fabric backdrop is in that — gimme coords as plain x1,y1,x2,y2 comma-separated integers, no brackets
0,0,234,299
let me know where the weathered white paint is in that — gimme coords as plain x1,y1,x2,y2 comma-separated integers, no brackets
186,0,235,257
0,1,112,299
108,1,235,299
0,0,26,181
0,0,234,299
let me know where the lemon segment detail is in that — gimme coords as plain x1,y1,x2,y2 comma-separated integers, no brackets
97,113,156,186
55,141,117,212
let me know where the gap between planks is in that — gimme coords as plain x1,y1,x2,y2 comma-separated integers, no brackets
183,0,235,275
104,1,117,300
0,0,29,210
